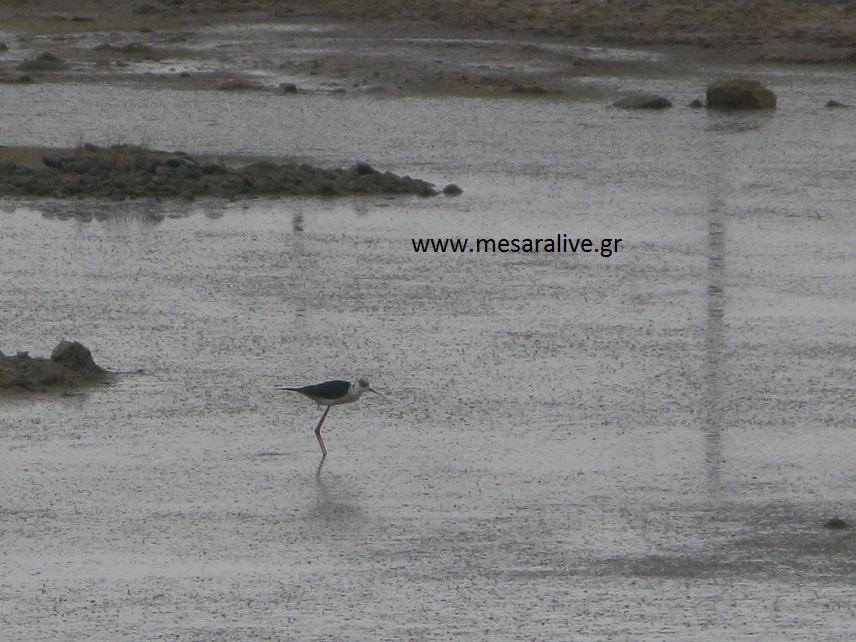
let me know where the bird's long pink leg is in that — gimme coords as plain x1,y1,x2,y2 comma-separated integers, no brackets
314,406,330,458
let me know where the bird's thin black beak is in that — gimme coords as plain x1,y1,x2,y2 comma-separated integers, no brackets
368,387,385,399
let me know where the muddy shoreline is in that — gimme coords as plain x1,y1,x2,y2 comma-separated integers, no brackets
1,1,854,100
2,0,855,51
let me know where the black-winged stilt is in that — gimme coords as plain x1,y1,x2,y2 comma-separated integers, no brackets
281,379,381,457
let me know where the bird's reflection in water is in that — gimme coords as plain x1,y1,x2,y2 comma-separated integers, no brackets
203,201,227,219
290,209,307,323
308,458,366,527
35,199,207,227
351,200,370,217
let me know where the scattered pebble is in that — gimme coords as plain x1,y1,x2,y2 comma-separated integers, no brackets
823,518,849,529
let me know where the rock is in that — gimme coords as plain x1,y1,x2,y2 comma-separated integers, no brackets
121,42,154,55
279,82,298,94
217,79,262,91
688,98,704,108
824,517,849,529
510,84,552,95
18,51,67,72
42,155,69,169
94,42,158,57
706,78,776,110
200,162,225,175
443,183,463,196
66,158,105,174
0,73,32,84
41,155,106,174
825,100,851,109
0,42,8,52
612,94,672,109
353,161,378,176
0,341,107,390
8,146,445,199
133,3,161,14
50,341,103,374
243,160,280,174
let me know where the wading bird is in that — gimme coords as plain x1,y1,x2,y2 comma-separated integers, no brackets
280,379,381,457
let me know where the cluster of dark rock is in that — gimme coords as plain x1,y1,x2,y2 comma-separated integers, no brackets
0,145,453,199
824,518,849,530
613,77,781,110
0,341,107,390
17,51,67,72
705,78,777,109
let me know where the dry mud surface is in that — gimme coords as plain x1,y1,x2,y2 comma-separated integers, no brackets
1,1,855,97
2,0,856,50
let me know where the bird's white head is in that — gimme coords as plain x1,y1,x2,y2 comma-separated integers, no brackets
354,378,382,399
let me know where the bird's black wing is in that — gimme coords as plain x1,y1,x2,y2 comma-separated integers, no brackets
290,380,351,400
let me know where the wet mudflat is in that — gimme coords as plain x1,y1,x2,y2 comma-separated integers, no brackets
1,68,856,640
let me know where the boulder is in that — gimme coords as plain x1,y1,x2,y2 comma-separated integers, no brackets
443,183,463,196
824,517,849,529
510,84,552,95
42,155,71,169
612,94,672,109
18,51,67,72
706,78,776,110
133,3,162,14
0,341,106,390
50,341,103,375
688,98,704,108
8,146,446,199
353,161,378,176
66,158,106,174
0,73,32,84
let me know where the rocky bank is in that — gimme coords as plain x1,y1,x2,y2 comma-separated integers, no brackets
0,341,108,390
0,145,445,200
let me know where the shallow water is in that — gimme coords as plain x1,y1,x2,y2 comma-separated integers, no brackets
1,65,856,640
